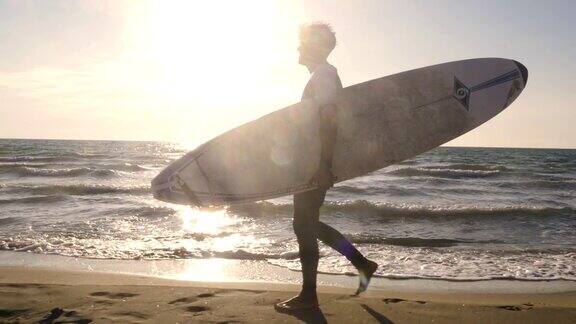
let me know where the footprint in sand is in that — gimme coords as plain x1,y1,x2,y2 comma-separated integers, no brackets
111,311,150,321
0,309,30,320
89,291,139,306
187,305,210,313
198,293,215,298
168,292,217,316
90,291,139,300
1,283,47,289
169,297,197,305
169,292,217,305
39,307,93,324
0,283,49,300
382,298,426,304
497,304,533,311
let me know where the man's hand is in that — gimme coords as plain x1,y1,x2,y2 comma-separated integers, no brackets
309,164,337,189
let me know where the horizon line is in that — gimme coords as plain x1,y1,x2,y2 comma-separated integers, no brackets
0,137,574,151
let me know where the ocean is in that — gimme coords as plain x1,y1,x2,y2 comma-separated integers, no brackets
0,138,575,281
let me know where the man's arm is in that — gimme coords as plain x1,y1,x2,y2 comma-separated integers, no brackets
316,103,338,186
310,71,339,188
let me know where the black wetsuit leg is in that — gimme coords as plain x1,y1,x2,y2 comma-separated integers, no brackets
293,188,369,292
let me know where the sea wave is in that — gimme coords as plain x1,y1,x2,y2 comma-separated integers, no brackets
0,238,300,261
346,235,502,247
11,166,119,178
426,163,508,171
211,250,299,260
268,247,576,281
230,200,575,219
1,235,575,282
4,237,574,282
0,195,68,205
0,156,77,163
331,184,487,196
388,167,502,178
103,205,177,218
325,201,575,218
0,153,117,163
1,162,149,175
101,163,149,172
0,163,51,169
66,152,111,159
332,184,420,196
0,217,21,225
8,184,150,196
498,179,576,191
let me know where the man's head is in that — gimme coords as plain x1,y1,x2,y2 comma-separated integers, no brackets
298,23,336,66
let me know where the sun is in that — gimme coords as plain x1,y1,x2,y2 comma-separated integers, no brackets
118,1,307,145
145,1,272,95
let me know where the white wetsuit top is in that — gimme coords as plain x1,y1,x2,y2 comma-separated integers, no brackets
301,62,343,106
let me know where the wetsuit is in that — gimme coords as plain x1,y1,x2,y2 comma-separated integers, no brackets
294,62,370,293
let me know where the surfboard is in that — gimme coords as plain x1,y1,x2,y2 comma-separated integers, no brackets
152,58,528,206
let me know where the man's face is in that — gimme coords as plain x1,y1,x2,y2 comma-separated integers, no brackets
298,41,322,66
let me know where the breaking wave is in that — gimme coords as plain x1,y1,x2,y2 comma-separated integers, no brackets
346,235,502,247
11,166,118,178
8,184,150,196
0,195,68,205
230,201,575,219
388,167,502,178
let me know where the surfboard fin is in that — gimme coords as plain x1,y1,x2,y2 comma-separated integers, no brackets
175,175,203,207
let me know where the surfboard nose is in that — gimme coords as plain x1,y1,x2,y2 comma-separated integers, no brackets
513,60,528,85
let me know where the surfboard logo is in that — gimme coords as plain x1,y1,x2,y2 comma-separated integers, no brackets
453,69,522,111
453,77,471,110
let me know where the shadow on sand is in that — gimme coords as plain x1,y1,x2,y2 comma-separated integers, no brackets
275,304,394,323
276,307,328,324
361,304,394,323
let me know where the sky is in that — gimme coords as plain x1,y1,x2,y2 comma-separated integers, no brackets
0,0,574,148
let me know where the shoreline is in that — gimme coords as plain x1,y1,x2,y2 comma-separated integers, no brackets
2,251,576,295
0,251,576,293
1,265,576,323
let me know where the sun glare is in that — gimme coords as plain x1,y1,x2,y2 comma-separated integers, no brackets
121,1,306,145
178,207,238,235
171,258,235,282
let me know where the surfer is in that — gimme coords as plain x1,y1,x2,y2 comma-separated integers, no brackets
275,23,378,312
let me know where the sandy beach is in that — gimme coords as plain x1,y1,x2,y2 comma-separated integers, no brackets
1,265,575,324
1,0,575,322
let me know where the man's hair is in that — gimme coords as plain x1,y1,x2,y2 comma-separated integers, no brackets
299,22,337,53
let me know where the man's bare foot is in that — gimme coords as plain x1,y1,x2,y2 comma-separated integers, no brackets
274,292,319,312
354,260,378,295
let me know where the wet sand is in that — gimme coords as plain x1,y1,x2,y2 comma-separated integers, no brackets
1,266,575,323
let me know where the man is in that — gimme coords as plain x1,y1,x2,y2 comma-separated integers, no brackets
275,23,378,312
